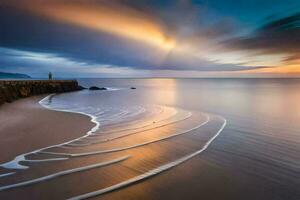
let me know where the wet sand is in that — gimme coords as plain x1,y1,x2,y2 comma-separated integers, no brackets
0,96,94,166
0,95,230,200
0,86,299,200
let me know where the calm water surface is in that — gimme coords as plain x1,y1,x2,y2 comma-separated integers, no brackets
77,78,300,199
0,78,299,200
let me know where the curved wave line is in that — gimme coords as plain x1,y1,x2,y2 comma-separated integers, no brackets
68,117,227,200
94,105,151,127
0,96,166,170
0,155,130,192
91,106,170,136
65,111,192,147
40,114,210,157
0,94,100,170
25,157,69,162
0,172,15,178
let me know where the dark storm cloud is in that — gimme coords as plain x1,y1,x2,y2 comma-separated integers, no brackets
224,12,300,55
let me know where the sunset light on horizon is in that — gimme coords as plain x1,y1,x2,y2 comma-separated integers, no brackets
1,0,300,77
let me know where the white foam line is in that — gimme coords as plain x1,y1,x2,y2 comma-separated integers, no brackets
105,107,144,121
68,117,227,200
0,172,15,178
90,107,175,136
100,110,130,122
68,108,178,142
93,106,166,135
116,106,146,120
41,114,210,157
0,94,101,170
0,155,130,192
66,111,192,147
94,106,146,127
90,105,166,135
25,157,69,162
0,96,166,170
62,106,169,147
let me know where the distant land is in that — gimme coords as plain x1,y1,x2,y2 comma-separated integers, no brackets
0,72,31,79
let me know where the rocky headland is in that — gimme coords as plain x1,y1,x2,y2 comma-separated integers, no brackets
0,80,83,105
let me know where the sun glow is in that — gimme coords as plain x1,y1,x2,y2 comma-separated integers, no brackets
19,1,176,51
5,0,300,75
161,38,176,50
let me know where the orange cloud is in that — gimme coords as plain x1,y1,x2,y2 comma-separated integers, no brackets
239,64,300,74
15,1,176,50
4,0,300,76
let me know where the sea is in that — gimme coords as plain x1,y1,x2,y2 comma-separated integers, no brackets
0,78,299,199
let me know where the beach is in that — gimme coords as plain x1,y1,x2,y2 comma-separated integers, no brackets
0,96,93,168
0,90,230,199
0,78,299,200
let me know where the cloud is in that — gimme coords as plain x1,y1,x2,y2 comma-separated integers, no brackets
1,0,299,76
223,12,300,66
3,0,176,50
1,0,252,73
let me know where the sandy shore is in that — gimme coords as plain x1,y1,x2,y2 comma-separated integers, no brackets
0,80,299,200
0,95,230,199
0,95,94,164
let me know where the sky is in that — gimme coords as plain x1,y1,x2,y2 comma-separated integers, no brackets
1,0,300,78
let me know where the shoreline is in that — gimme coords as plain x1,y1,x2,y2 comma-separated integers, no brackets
0,95,94,166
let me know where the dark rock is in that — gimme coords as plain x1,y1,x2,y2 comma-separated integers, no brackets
19,86,31,97
78,85,87,90
0,80,83,106
130,87,136,89
89,86,107,91
0,96,4,105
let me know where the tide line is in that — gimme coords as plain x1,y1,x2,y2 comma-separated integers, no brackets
91,106,171,135
0,155,130,192
0,172,15,178
65,111,192,147
68,117,227,200
25,157,69,162
40,114,210,157
0,94,101,170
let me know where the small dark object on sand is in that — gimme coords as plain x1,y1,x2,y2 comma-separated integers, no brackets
89,86,107,90
131,87,136,89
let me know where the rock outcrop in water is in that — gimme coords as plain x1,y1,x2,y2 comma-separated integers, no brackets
0,80,83,105
89,86,107,90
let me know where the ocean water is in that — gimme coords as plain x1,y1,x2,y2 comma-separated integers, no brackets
0,78,299,199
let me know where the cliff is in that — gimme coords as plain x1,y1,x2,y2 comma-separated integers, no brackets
0,80,83,105
0,72,31,79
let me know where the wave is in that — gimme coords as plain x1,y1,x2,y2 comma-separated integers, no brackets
0,95,173,170
0,156,130,192
0,94,100,170
39,114,210,157
67,117,227,200
0,92,227,200
65,111,191,147
0,172,15,178
89,105,169,135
